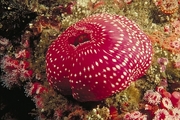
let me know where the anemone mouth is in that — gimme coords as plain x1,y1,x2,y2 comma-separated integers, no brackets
69,33,90,46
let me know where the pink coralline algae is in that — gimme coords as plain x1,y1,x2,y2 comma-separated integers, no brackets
46,14,152,102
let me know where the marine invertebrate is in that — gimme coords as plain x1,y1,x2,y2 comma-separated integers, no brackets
171,91,180,107
88,0,105,10
174,61,180,68
170,39,180,49
160,97,173,109
171,19,180,35
142,86,180,119
0,37,9,55
46,13,152,102
25,82,48,108
157,57,169,72
153,109,170,120
1,53,33,88
26,82,48,96
124,0,133,4
124,111,147,120
149,31,180,53
143,90,162,105
15,49,31,59
171,108,180,119
154,0,179,14
30,15,61,35
109,106,118,119
113,0,132,6
123,86,180,119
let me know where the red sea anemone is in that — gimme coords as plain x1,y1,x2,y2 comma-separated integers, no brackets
46,14,152,102
143,90,162,105
153,109,170,120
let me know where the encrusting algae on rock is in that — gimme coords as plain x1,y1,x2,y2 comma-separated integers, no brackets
1,0,180,120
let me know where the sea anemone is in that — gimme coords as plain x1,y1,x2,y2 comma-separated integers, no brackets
46,13,152,102
160,97,173,110
153,109,170,120
170,108,180,119
123,111,147,120
154,0,179,14
143,90,162,105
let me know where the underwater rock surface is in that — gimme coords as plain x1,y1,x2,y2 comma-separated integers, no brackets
1,0,180,119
